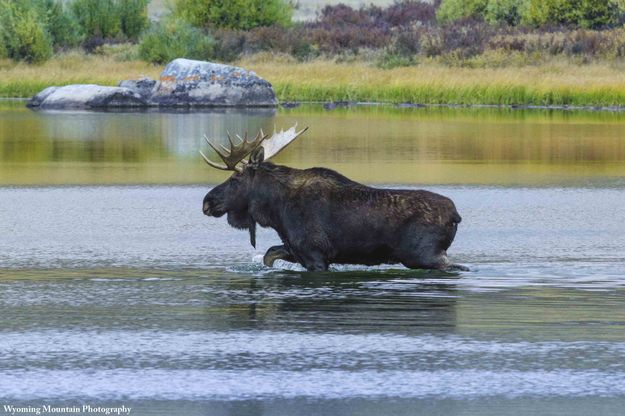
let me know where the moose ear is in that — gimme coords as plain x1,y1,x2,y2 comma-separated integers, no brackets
249,146,265,168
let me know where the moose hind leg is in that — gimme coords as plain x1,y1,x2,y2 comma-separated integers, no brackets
263,245,296,267
399,227,463,271
401,249,469,271
401,250,451,271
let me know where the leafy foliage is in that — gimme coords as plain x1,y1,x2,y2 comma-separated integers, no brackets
71,0,121,39
485,0,523,25
174,0,293,30
436,0,488,23
70,0,148,41
138,18,215,64
119,0,149,40
0,1,53,63
439,0,621,28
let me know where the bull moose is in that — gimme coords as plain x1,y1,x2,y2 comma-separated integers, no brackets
201,125,466,272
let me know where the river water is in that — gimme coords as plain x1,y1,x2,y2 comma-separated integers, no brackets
1,101,625,415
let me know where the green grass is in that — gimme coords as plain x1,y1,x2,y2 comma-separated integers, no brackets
5,52,625,107
242,58,625,107
0,52,160,98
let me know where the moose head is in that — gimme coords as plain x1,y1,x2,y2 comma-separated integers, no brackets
201,125,308,247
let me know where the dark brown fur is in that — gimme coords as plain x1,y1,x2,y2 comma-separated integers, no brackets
203,148,465,272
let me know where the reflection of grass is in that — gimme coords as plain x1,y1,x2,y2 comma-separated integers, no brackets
3,101,625,186
5,53,625,106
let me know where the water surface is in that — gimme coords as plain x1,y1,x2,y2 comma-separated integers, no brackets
3,100,625,186
1,101,624,415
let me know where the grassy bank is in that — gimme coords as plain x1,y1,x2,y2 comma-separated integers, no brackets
4,53,625,107
0,53,160,98
242,57,625,106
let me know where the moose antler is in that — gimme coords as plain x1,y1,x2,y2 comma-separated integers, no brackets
262,124,309,160
200,124,308,171
200,131,267,172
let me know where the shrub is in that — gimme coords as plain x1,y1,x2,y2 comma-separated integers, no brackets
138,18,215,64
243,26,318,61
437,0,488,23
12,11,53,63
307,5,391,54
211,29,247,61
174,0,293,30
71,0,121,39
391,27,423,56
438,0,620,28
119,0,149,40
45,0,82,48
0,0,80,61
575,0,619,28
380,1,437,26
0,2,53,63
70,0,148,41
0,33,6,59
485,0,523,25
377,51,416,68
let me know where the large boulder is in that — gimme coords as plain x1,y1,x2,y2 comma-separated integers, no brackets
27,84,147,109
148,58,278,107
118,78,157,100
27,59,278,109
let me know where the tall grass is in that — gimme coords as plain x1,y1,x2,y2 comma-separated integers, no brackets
0,52,160,97
4,52,625,106
242,57,625,106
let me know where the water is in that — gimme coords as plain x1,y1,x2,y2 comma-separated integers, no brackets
1,100,625,415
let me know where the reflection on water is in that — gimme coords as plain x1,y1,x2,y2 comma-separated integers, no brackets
2,100,625,185
2,101,625,415
1,185,625,414
1,266,625,415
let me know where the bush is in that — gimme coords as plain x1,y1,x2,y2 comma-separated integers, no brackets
210,29,247,61
45,0,82,48
0,2,53,63
71,0,121,39
569,0,618,28
485,0,523,25
174,0,293,30
12,12,53,63
0,0,80,61
307,4,391,54
138,18,215,64
380,0,437,26
245,26,311,58
70,0,148,41
0,31,6,59
377,51,416,68
437,0,488,23
119,0,149,40
438,0,619,28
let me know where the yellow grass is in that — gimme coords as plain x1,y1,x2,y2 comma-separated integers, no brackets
4,51,625,106
0,52,160,97
240,57,625,106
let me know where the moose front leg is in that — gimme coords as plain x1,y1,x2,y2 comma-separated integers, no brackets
263,245,296,267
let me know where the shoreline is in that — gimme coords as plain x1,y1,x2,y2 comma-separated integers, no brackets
5,56,625,111
5,96,625,113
